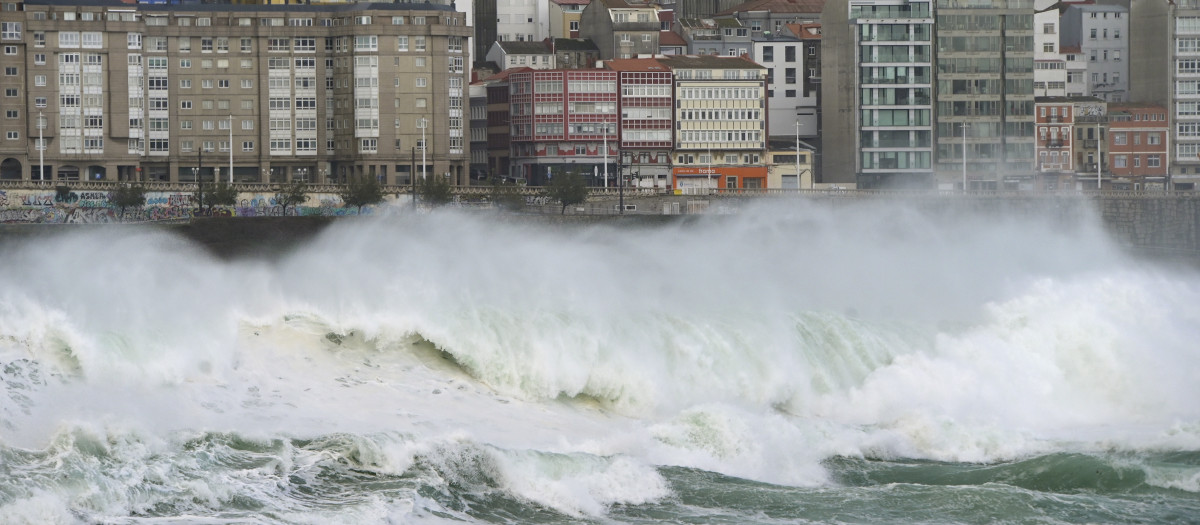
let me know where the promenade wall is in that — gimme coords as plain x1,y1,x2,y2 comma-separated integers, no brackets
0,184,1195,257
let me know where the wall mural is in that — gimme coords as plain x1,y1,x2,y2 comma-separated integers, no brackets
0,189,381,224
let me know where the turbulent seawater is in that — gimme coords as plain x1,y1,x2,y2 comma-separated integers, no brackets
1,200,1199,524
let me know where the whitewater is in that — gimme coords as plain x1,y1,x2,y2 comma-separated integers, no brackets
1,199,1199,524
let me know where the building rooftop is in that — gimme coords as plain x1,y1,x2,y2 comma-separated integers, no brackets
603,58,671,71
497,41,552,55
793,22,822,40
717,0,826,16
550,0,592,5
660,30,688,46
26,0,458,13
553,38,599,51
598,0,659,9
1068,3,1128,12
478,67,534,84
657,54,766,69
1034,95,1106,104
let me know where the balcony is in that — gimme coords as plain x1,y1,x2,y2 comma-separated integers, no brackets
1046,115,1062,123
1083,139,1098,148
1043,140,1063,148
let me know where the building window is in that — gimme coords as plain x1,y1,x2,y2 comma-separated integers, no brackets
785,46,796,62
243,141,254,152
5,131,17,140
785,68,796,84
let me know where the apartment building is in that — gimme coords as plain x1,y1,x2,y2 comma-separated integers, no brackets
486,40,557,70
847,0,935,189
717,0,824,37
496,0,550,44
934,0,1036,190
482,67,525,181
751,24,816,139
675,17,747,56
507,69,619,185
579,0,660,60
1059,3,1128,102
1106,103,1169,188
549,0,590,39
0,0,470,184
1033,0,1066,97
1129,0,1199,190
605,58,674,189
1032,96,1104,189
662,54,768,191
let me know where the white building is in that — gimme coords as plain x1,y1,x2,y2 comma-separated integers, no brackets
1034,0,1067,97
750,26,816,137
497,0,551,43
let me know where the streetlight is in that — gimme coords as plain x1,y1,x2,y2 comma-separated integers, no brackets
37,111,44,182
961,122,970,192
419,118,428,181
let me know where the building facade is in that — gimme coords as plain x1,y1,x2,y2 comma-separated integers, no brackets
1106,103,1169,188
579,0,660,60
549,0,590,39
0,0,471,184
1033,0,1066,97
662,55,768,191
507,68,619,186
934,0,1035,190
851,0,935,189
1059,3,1128,102
606,58,674,189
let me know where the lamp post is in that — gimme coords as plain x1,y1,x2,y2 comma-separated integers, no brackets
419,118,428,181
37,111,44,182
619,151,627,215
961,122,969,193
1096,117,1102,190
795,120,801,191
411,146,417,205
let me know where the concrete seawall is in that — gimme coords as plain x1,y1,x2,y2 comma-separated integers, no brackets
0,195,1197,260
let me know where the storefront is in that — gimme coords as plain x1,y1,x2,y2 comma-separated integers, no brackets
672,166,769,192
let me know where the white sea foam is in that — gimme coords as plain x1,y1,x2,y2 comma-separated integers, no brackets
1,200,1199,521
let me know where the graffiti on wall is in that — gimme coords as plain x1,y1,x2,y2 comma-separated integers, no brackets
0,188,380,224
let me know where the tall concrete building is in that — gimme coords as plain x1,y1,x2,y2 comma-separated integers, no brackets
1059,3,1128,102
1130,0,1199,190
934,0,1035,190
0,0,471,184
819,0,933,188
851,0,934,189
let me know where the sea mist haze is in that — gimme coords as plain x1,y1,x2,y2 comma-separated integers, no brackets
1,199,1199,524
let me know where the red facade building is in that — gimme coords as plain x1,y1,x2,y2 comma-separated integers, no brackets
607,59,674,189
508,69,619,185
1106,103,1169,188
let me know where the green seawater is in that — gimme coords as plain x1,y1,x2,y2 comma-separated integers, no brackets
6,431,1197,524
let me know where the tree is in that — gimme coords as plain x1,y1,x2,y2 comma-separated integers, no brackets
417,174,454,207
489,176,524,211
339,174,384,214
274,179,309,216
204,181,238,212
546,170,587,215
109,183,147,222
